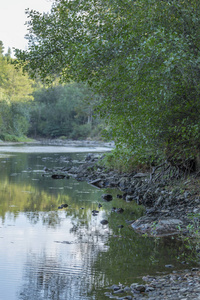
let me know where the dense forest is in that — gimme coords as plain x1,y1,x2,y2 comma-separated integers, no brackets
0,41,103,141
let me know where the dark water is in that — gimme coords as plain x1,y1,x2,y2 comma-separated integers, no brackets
0,145,197,300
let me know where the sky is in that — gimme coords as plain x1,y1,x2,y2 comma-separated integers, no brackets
0,0,53,56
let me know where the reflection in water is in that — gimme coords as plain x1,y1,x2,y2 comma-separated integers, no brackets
0,146,198,300
18,229,109,300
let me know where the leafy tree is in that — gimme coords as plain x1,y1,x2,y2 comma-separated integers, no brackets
0,42,34,139
5,47,12,59
15,0,200,171
0,41,4,56
29,82,103,139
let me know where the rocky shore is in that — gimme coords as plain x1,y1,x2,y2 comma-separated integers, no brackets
44,152,200,299
54,153,199,238
104,268,200,299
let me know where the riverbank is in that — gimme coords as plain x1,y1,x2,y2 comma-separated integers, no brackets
38,138,115,148
104,268,200,299
0,138,114,148
60,153,199,237
61,153,200,299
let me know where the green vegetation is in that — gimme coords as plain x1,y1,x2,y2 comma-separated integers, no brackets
14,0,200,172
0,43,34,140
0,41,103,141
177,212,200,262
29,81,103,139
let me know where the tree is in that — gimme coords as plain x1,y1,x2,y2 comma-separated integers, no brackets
5,47,12,59
0,41,4,56
28,82,102,139
15,0,200,171
0,42,34,139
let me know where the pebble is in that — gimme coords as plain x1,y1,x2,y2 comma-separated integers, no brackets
104,269,200,300
165,264,174,268
117,225,124,228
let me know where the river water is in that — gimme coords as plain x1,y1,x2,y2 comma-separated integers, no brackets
0,144,197,300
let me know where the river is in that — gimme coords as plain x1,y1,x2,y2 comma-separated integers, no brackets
0,144,196,300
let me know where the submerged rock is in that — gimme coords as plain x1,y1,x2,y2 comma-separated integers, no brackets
51,174,65,179
58,203,68,209
101,194,113,201
100,219,109,225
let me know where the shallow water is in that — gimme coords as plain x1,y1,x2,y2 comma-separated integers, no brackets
0,145,197,300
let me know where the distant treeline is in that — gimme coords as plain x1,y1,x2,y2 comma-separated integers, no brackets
0,41,104,141
29,82,103,139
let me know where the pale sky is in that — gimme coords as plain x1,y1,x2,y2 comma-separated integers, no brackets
0,0,53,56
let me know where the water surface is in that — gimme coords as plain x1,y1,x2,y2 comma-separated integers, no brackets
0,145,197,300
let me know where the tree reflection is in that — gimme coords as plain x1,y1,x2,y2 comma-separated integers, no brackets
17,224,111,300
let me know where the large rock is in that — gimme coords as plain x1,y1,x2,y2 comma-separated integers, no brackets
101,194,113,201
131,217,183,237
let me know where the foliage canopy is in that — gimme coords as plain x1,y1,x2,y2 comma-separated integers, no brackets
0,45,34,139
15,0,200,170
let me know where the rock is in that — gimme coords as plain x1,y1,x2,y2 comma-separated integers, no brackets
125,220,134,225
44,167,51,172
51,174,65,179
165,264,174,268
102,194,113,201
117,194,123,199
118,177,130,189
100,219,109,225
131,217,183,237
116,208,124,213
117,225,124,228
130,283,138,290
85,153,93,161
145,286,155,292
113,288,124,294
123,286,131,292
125,195,134,202
108,284,121,291
142,190,155,207
89,178,104,188
155,195,164,207
133,173,149,178
134,285,146,292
